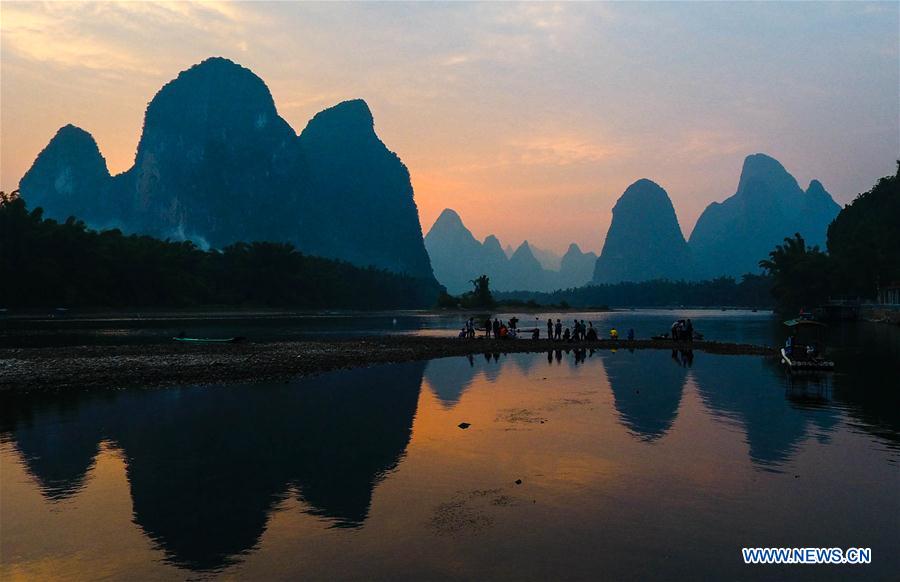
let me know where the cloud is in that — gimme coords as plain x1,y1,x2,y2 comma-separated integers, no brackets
509,135,630,166
0,1,254,77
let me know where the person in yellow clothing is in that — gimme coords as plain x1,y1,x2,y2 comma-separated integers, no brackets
610,328,618,340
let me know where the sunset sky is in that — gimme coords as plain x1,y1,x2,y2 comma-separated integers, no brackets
2,1,897,254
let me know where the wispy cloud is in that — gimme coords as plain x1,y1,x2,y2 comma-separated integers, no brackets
509,135,630,166
1,1,254,77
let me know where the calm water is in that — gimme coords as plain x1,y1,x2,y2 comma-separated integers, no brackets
2,349,898,580
1,309,780,348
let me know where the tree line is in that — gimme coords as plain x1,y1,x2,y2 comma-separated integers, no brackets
494,274,773,309
0,192,441,309
759,164,899,313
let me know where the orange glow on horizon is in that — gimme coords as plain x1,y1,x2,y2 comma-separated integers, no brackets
2,1,897,254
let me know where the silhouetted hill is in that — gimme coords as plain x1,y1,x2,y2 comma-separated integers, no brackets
593,179,693,283
689,154,840,278
298,99,433,277
508,241,549,290
424,208,486,294
559,243,597,288
19,125,113,225
424,209,594,293
18,57,435,280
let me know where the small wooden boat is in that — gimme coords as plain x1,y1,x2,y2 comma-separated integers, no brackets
780,348,834,371
173,336,245,344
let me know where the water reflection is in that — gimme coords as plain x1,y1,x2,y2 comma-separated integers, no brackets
424,356,479,408
691,356,840,470
604,350,687,441
2,350,898,579
2,391,110,500
1,362,425,571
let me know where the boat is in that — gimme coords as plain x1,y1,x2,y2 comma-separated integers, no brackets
782,317,824,327
173,336,245,344
780,348,834,371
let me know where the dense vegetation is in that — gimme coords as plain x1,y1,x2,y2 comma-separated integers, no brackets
759,164,900,313
0,192,441,309
437,274,497,308
494,274,773,309
826,165,900,297
758,234,830,314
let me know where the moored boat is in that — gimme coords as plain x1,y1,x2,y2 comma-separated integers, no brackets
780,347,835,371
173,336,245,344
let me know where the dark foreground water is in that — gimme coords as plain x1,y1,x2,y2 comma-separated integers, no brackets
2,350,898,580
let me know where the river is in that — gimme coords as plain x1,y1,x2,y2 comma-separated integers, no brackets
2,332,898,579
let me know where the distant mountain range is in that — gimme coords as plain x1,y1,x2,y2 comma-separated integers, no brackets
428,154,840,292
424,209,596,294
18,59,841,294
593,153,840,284
19,57,435,281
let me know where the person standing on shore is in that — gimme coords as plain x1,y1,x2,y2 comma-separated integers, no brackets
547,318,554,340
555,319,562,340
485,317,492,338
493,318,501,338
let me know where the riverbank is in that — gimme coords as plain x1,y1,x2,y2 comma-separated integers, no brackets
0,336,776,392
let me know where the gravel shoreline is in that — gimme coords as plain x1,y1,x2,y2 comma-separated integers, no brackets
0,336,776,392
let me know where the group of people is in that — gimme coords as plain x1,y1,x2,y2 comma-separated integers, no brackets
459,315,638,342
545,318,601,342
670,319,694,341
462,317,522,340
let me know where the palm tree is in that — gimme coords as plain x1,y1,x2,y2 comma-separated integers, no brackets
759,233,830,313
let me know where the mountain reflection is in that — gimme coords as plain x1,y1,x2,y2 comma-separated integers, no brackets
603,350,687,441
690,356,840,470
424,355,480,408
0,362,425,571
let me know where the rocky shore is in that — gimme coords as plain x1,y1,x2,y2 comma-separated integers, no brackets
0,336,776,392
